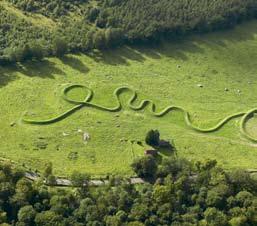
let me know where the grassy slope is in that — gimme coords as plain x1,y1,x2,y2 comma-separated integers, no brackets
1,20,257,176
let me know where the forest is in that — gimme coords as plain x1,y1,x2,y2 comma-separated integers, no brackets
1,0,257,65
0,157,256,226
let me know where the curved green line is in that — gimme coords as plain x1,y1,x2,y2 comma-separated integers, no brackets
22,84,257,142
240,108,257,143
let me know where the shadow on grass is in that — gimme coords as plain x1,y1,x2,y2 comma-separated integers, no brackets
0,55,91,88
0,59,66,87
87,20,257,66
1,20,256,87
156,146,175,157
155,147,176,165
86,39,205,65
86,46,146,66
193,20,257,48
0,55,92,88
0,67,17,88
15,59,66,78
60,55,89,74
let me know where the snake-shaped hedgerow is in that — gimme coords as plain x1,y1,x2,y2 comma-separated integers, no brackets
22,84,257,143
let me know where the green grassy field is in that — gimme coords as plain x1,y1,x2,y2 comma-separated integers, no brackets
1,20,257,177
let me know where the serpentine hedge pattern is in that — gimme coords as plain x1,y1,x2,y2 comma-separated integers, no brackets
22,84,257,142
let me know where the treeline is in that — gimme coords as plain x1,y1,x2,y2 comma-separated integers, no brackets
0,157,256,225
0,6,53,65
1,0,257,65
0,3,123,66
98,0,257,42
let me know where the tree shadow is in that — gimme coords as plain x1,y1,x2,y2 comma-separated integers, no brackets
155,146,176,164
1,20,257,87
86,49,128,66
132,43,162,60
177,20,257,56
135,39,194,60
120,46,146,62
157,146,174,156
156,145,175,157
60,55,89,74
86,46,146,66
88,39,205,64
88,19,257,66
14,59,66,78
149,40,205,61
0,67,17,88
0,59,66,88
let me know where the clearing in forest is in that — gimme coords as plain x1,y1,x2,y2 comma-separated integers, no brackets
1,20,257,176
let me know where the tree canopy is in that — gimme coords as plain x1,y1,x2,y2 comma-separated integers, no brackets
0,157,256,225
1,0,257,65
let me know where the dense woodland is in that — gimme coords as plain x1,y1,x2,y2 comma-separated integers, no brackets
0,157,256,225
1,0,257,64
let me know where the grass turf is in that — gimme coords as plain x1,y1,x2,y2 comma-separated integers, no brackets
1,20,257,176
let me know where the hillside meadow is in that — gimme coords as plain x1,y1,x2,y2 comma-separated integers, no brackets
1,20,257,177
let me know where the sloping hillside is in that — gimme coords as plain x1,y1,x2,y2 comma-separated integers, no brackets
1,20,257,176
1,0,257,64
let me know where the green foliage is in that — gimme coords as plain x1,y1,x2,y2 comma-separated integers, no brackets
228,170,257,193
98,0,257,43
157,157,192,178
0,211,7,224
0,159,256,225
46,175,56,186
34,210,63,226
8,0,87,18
204,208,228,226
145,129,160,146
43,162,57,186
1,0,257,64
52,37,68,57
70,171,90,187
87,7,100,23
104,28,124,48
93,29,106,49
18,205,36,225
43,162,53,178
131,156,157,178
30,43,45,61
